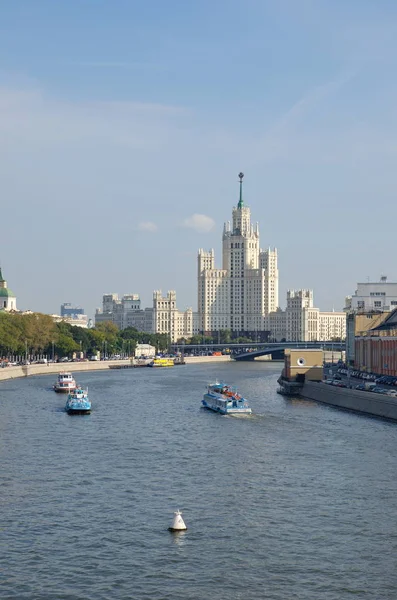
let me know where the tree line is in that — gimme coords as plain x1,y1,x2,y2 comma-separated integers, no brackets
0,312,171,359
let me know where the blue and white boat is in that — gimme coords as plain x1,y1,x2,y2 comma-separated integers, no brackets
202,382,252,415
65,388,91,415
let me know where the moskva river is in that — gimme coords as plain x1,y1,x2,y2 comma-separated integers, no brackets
1,362,397,599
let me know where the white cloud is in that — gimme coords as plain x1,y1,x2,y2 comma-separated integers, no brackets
182,213,215,233
138,221,158,233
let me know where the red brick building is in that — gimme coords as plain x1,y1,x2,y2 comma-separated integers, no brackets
354,309,397,375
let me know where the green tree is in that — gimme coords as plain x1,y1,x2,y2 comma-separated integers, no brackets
23,313,57,353
219,329,232,344
56,333,80,357
0,313,23,354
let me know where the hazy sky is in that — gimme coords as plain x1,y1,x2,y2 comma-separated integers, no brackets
2,0,397,317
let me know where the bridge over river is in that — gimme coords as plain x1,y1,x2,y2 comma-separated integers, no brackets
171,341,345,361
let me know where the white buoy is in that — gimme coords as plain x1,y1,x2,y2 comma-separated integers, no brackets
168,510,187,532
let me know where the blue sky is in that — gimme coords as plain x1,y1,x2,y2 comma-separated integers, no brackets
2,0,397,316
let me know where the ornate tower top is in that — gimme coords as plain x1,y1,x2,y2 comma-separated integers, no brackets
0,265,15,301
237,172,244,209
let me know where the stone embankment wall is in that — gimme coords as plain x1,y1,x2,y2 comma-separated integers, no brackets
0,360,131,382
0,355,232,383
302,381,397,421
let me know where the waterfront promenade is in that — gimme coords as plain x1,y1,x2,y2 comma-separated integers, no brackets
0,355,232,383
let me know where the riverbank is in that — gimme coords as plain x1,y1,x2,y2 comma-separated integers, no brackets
300,381,397,421
0,360,129,382
0,355,233,383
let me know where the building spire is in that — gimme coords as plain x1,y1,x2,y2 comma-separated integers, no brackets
238,172,244,209
0,266,4,283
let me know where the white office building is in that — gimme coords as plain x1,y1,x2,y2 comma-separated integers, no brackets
319,311,346,341
345,276,397,313
197,173,278,336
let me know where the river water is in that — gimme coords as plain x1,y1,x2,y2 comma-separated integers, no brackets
1,362,397,600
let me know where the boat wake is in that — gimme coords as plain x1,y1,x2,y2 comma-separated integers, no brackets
228,412,252,419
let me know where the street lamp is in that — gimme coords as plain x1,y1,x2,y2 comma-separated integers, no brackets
52,340,55,362
25,340,28,365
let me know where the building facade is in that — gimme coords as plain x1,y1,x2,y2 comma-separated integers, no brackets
266,289,346,342
346,276,397,312
318,311,346,342
0,267,17,311
197,173,278,336
285,290,319,342
344,276,397,365
354,309,397,376
354,308,397,376
61,303,86,318
355,336,397,376
95,293,144,330
51,314,89,328
346,310,389,365
95,291,194,342
59,303,88,327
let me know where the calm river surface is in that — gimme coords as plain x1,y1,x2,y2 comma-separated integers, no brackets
1,362,397,599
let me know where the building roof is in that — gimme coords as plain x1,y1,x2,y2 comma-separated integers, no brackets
370,308,397,331
0,287,15,298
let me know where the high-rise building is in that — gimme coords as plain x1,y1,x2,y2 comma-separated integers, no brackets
197,173,278,337
266,289,346,342
95,291,195,342
285,289,319,342
95,293,142,330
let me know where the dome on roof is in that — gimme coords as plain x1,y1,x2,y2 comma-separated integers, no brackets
0,288,15,297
